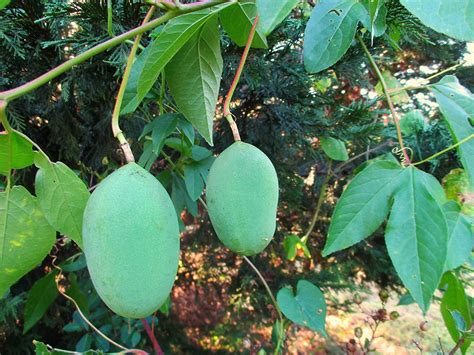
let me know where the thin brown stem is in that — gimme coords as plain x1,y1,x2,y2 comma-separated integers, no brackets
449,338,465,355
222,16,259,141
225,115,241,141
357,34,410,165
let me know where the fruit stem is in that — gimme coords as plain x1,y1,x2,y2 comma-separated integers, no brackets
223,15,259,141
225,114,241,141
243,256,285,354
111,7,156,163
356,33,410,166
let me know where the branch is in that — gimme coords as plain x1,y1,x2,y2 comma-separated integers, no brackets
0,0,231,102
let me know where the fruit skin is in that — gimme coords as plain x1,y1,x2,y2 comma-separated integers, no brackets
82,163,179,319
206,142,279,256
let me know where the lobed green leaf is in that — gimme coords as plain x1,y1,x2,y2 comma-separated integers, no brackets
400,0,474,41
256,0,299,36
219,0,267,48
122,4,233,114
166,17,223,145
303,0,365,73
440,272,472,354
385,167,448,313
23,270,59,334
277,280,326,334
35,162,90,249
0,130,35,175
320,137,349,161
323,160,404,256
430,75,474,189
443,201,473,272
0,186,56,296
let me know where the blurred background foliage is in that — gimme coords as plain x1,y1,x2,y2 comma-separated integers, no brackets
0,0,472,353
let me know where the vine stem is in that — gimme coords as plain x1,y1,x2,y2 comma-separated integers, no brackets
0,100,52,164
243,256,285,355
357,34,410,165
388,61,466,95
107,0,115,37
301,160,332,244
412,134,474,166
0,0,231,102
50,256,145,354
141,318,164,355
0,100,12,132
332,141,393,176
223,15,260,142
111,6,156,163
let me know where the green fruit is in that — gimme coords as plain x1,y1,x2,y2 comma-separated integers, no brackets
82,163,179,318
206,142,278,255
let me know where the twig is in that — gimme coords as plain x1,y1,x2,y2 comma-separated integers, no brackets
111,7,156,163
357,34,410,165
223,16,260,141
438,337,446,355
332,141,393,175
412,339,424,353
141,318,164,355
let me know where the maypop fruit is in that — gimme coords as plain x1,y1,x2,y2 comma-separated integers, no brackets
206,142,279,256
82,163,179,318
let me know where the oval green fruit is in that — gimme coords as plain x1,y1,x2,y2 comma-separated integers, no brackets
206,142,279,255
82,163,179,318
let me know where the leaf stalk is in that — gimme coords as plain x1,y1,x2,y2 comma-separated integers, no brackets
357,34,410,165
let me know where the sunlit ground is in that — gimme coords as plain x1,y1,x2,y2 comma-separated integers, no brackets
282,287,453,354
